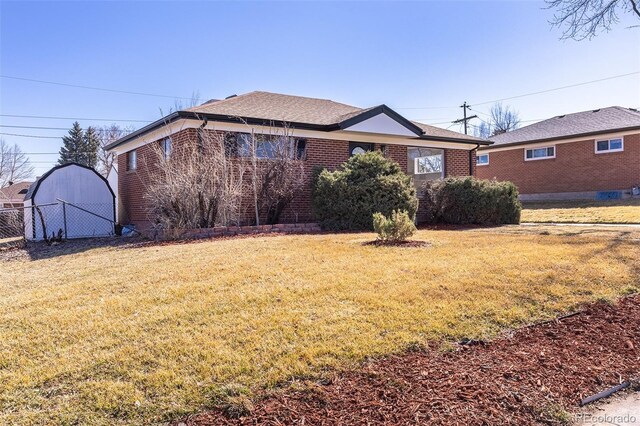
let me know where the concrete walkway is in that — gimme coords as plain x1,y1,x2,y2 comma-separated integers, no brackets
521,222,640,228
574,391,640,425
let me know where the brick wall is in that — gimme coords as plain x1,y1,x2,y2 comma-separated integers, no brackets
476,133,640,195
446,148,475,177
117,129,474,228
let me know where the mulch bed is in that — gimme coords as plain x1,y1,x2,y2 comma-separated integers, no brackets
181,296,640,425
362,240,430,248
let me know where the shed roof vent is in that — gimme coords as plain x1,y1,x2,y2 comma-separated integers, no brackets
592,109,600,113
225,94,237,100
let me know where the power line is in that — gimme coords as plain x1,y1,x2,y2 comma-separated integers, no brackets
1,75,195,100
0,125,134,134
470,71,640,106
0,114,151,123
396,71,639,110
0,132,61,139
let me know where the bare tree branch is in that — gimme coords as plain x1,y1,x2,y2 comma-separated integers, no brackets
0,139,34,187
546,0,639,39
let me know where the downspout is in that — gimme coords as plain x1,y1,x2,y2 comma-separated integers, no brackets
469,143,480,176
197,117,208,147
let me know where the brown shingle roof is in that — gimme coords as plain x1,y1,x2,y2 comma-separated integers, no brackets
188,91,362,126
106,91,484,150
487,106,640,147
412,121,483,142
0,181,32,202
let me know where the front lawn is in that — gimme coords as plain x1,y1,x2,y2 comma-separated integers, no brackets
522,198,640,224
1,229,639,424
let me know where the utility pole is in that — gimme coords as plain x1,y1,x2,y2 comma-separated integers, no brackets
452,102,478,135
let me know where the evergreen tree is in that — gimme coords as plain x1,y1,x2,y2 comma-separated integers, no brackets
58,122,100,168
58,122,85,165
83,126,100,168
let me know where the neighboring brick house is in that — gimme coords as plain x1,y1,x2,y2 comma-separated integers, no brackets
476,107,640,201
105,91,486,228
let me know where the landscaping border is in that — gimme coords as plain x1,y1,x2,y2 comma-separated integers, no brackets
144,223,322,240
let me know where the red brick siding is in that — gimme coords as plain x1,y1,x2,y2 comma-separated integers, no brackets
446,148,474,177
476,134,640,194
117,129,473,227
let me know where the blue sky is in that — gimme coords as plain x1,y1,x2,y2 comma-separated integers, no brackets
1,0,639,177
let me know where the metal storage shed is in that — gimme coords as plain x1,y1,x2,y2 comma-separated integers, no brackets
23,163,116,241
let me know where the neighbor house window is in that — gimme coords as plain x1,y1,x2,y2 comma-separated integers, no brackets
161,137,172,160
525,146,555,161
476,153,489,166
127,150,137,171
595,138,623,153
233,133,306,159
408,147,444,182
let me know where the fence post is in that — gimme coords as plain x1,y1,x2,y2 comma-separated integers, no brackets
62,201,68,239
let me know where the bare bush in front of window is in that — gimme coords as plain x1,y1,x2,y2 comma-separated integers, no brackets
234,125,307,225
254,135,306,225
143,129,247,231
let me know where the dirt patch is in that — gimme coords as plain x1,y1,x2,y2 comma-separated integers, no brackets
362,240,430,248
181,296,640,425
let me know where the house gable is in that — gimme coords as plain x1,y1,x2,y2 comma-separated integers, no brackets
338,105,423,137
341,112,418,137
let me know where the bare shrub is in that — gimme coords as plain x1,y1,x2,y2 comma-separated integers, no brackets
143,129,246,230
226,126,307,225
253,133,306,225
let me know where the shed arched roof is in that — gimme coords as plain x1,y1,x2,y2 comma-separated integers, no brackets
24,162,115,201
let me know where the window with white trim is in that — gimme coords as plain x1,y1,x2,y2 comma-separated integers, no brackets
161,137,172,160
595,138,623,153
476,153,489,166
525,146,555,161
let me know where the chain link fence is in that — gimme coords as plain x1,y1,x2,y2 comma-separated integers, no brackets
0,206,24,248
1,200,115,247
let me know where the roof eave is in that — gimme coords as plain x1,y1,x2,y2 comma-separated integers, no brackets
418,135,491,145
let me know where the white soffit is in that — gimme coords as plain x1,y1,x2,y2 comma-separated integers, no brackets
342,113,417,137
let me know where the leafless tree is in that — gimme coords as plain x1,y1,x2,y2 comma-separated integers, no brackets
475,103,521,138
0,139,34,187
95,124,134,176
489,103,520,135
159,90,201,116
142,127,247,231
546,0,640,39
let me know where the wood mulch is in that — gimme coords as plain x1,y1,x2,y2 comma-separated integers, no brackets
181,295,640,425
362,240,430,248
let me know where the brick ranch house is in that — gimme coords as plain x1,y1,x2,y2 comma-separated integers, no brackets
476,106,640,201
106,91,488,229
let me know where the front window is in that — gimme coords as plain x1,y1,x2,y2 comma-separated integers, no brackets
233,133,306,159
127,150,137,171
595,138,623,153
476,154,489,166
408,147,444,182
525,146,555,161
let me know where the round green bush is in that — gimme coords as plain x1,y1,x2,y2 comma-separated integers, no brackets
422,176,521,225
312,152,418,231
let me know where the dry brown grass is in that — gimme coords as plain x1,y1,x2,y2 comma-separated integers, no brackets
522,198,640,224
1,229,639,425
